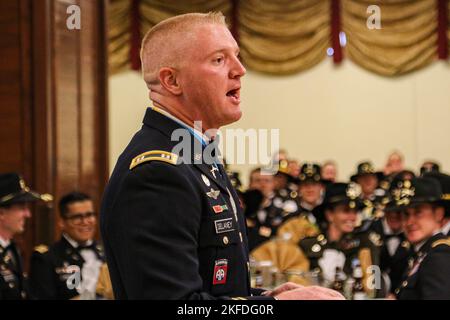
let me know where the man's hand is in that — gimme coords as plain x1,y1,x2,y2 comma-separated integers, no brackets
274,285,346,300
261,282,303,297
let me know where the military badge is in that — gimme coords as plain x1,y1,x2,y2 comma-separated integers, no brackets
206,188,220,200
213,259,228,285
212,204,228,214
346,182,362,199
393,180,415,206
201,174,210,186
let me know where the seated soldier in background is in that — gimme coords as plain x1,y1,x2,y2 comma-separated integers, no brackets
350,161,386,224
299,182,383,298
369,203,411,295
422,171,450,236
295,163,325,226
30,192,106,300
274,159,299,203
321,160,337,184
0,173,51,300
420,161,440,176
276,163,325,244
383,151,405,179
389,178,450,299
245,168,291,251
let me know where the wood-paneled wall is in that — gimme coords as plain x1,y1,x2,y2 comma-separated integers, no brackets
0,0,108,270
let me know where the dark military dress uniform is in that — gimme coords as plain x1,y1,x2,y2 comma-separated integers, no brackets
395,233,450,299
299,182,383,297
423,171,450,236
369,218,412,293
29,237,105,299
100,107,269,300
350,161,387,228
386,177,450,299
246,194,294,251
0,242,28,300
300,230,381,284
0,173,52,300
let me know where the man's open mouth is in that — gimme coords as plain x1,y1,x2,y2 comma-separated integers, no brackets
226,88,240,103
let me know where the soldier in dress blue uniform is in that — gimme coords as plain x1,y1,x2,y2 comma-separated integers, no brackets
29,192,105,299
100,12,342,300
350,161,386,224
422,171,450,236
0,173,51,300
299,182,382,298
245,168,297,251
291,163,326,228
388,177,450,299
369,204,412,295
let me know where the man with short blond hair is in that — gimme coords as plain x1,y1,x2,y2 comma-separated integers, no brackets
101,12,343,300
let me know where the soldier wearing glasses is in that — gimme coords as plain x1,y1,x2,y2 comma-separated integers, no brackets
29,192,105,299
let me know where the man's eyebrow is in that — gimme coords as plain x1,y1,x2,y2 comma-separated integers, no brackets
206,47,240,57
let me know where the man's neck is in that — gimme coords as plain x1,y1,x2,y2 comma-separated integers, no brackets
327,225,343,242
441,219,450,235
63,233,92,248
300,201,316,211
362,191,374,200
382,218,401,235
413,230,441,252
153,101,216,133
0,232,12,248
0,228,12,245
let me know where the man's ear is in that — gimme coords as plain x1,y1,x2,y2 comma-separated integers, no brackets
158,67,182,95
58,217,65,231
434,206,445,223
325,209,333,223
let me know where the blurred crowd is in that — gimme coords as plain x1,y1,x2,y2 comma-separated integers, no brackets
227,150,450,299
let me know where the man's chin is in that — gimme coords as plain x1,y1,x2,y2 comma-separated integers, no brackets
406,231,424,244
221,110,242,127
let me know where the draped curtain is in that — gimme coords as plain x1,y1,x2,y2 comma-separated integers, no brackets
140,0,231,33
342,0,438,76
108,0,449,77
238,0,330,75
108,0,131,75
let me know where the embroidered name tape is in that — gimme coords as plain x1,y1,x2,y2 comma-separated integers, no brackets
214,218,234,234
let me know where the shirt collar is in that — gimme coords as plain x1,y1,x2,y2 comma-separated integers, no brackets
151,105,211,146
441,221,450,235
0,236,10,248
413,231,441,252
63,233,92,249
382,218,394,235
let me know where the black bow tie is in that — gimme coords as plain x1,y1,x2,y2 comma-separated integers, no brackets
385,234,400,240
77,243,96,251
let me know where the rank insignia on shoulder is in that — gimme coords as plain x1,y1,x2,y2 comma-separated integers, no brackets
129,150,178,169
34,244,49,254
432,237,450,248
